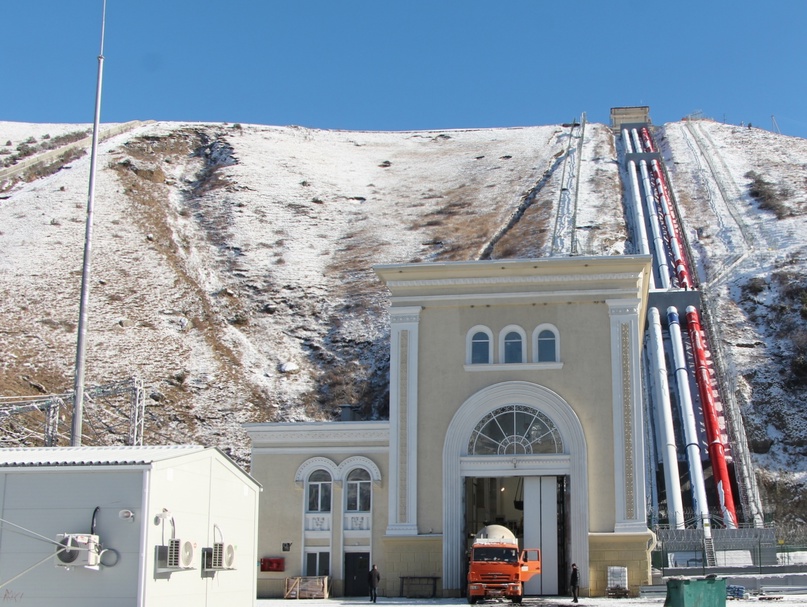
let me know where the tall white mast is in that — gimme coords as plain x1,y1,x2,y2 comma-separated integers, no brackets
72,0,107,446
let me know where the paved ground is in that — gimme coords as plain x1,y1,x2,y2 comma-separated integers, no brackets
256,594,807,607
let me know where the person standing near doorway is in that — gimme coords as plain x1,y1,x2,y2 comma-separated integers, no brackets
570,563,579,603
368,564,381,602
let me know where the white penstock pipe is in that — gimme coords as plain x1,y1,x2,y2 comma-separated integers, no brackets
647,307,685,528
667,306,711,536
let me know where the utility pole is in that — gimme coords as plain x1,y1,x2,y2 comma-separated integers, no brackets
72,0,107,447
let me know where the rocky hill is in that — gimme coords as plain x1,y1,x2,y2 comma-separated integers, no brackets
0,118,806,521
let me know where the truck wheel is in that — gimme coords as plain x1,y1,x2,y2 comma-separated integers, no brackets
511,598,522,604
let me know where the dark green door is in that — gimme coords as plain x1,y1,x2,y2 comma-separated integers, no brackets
344,552,370,597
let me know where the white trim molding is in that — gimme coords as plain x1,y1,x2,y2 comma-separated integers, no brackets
295,457,340,488
387,306,421,536
607,298,649,532
498,324,527,364
337,456,383,487
466,325,493,365
532,323,560,363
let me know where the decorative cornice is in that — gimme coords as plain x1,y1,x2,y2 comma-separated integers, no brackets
385,272,642,289
391,314,421,324
390,306,422,324
252,446,388,456
607,298,641,317
385,524,419,536
460,454,571,476
244,423,389,447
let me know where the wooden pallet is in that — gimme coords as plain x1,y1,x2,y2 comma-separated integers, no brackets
607,585,630,598
284,576,329,599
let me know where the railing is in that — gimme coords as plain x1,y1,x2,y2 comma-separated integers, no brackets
652,524,807,575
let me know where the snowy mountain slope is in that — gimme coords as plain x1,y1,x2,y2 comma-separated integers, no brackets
0,118,805,520
660,121,807,520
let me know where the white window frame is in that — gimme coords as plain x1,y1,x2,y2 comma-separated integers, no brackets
466,325,493,365
533,324,560,363
306,469,333,513
345,468,372,513
499,325,526,364
304,549,331,577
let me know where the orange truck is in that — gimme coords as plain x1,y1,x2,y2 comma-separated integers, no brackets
466,525,541,604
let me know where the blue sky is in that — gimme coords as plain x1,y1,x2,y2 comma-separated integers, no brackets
4,1,807,138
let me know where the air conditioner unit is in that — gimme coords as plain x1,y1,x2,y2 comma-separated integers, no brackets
156,538,195,570
55,533,101,568
203,542,236,570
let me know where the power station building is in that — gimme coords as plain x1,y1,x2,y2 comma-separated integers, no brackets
247,255,656,598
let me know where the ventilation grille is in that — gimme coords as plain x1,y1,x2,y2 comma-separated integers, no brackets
167,538,181,568
212,542,224,569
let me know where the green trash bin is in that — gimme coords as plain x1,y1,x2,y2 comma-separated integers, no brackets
664,577,726,607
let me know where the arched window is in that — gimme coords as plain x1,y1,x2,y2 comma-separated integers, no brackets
346,468,372,512
466,326,493,365
307,469,332,512
504,332,522,363
471,332,490,364
468,404,563,455
534,325,559,362
500,326,526,364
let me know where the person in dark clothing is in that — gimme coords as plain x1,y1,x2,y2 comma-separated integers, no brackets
368,564,381,602
570,563,579,603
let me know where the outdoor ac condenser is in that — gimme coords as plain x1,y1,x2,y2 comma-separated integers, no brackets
203,542,236,570
156,538,195,569
55,533,101,567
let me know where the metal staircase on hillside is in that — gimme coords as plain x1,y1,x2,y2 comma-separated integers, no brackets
703,536,717,567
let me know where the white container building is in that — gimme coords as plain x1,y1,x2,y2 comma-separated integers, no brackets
0,445,260,607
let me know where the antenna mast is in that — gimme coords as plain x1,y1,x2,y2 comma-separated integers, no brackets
72,0,107,446
771,115,781,134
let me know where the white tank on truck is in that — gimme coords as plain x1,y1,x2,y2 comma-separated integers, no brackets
466,525,541,604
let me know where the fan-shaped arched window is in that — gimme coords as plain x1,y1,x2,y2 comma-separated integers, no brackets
468,404,563,455
307,469,332,512
346,468,372,512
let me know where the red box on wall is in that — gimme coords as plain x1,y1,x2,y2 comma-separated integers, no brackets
260,557,285,572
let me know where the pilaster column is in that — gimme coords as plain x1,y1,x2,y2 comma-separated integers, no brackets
607,299,648,532
386,306,421,535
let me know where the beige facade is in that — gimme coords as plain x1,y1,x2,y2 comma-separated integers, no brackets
247,255,656,599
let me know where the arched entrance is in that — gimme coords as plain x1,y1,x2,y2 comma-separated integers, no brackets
442,381,589,596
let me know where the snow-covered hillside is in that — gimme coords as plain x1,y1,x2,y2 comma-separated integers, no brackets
0,118,805,519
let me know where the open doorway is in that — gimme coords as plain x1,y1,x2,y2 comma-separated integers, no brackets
463,476,569,596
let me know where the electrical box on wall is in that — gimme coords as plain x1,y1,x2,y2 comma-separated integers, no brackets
260,557,285,572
